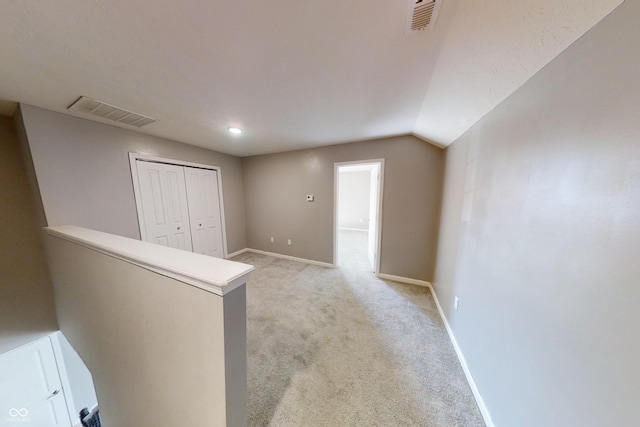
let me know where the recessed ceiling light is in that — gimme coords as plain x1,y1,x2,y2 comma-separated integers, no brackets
228,127,243,134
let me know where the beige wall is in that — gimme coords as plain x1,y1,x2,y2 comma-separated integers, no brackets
243,136,444,280
433,1,640,425
0,116,57,355
18,105,247,253
46,233,248,427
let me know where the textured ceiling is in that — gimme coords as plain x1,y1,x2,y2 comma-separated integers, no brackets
0,0,622,156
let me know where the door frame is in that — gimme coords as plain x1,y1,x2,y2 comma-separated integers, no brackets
333,158,385,274
50,332,82,424
128,153,229,258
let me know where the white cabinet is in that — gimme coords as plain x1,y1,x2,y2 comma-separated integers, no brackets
0,337,72,427
132,156,226,258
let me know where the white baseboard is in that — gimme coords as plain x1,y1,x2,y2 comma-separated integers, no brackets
230,248,336,269
376,273,494,426
226,248,249,259
427,284,495,427
227,254,494,425
376,273,431,288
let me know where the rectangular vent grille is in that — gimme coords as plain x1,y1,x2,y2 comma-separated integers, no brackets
412,1,435,31
406,0,441,34
67,96,157,128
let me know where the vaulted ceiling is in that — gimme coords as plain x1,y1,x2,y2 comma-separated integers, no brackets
0,0,622,156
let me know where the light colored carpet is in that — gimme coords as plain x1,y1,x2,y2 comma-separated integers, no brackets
232,230,485,426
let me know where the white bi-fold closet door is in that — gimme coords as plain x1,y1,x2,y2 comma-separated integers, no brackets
134,158,225,258
184,166,224,258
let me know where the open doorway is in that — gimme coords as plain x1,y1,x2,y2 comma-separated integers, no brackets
334,159,384,274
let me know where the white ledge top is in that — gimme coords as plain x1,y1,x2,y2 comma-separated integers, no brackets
45,225,254,296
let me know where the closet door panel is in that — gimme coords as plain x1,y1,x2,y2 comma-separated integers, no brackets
184,167,224,258
136,161,193,251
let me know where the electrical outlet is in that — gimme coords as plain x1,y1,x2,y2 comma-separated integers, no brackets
454,296,460,311
270,237,274,243
287,239,292,245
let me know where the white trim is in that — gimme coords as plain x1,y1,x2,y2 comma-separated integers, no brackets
45,225,254,296
128,152,226,172
226,248,249,258
128,152,229,258
376,273,431,288
50,332,78,424
334,159,384,274
129,154,148,241
338,227,368,232
213,165,230,259
244,248,335,268
427,284,495,427
374,273,494,426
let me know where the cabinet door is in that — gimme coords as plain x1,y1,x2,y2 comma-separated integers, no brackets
136,161,193,251
0,338,72,427
184,167,224,258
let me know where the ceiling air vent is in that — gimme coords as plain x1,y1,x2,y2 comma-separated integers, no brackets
67,96,157,128
406,0,442,34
